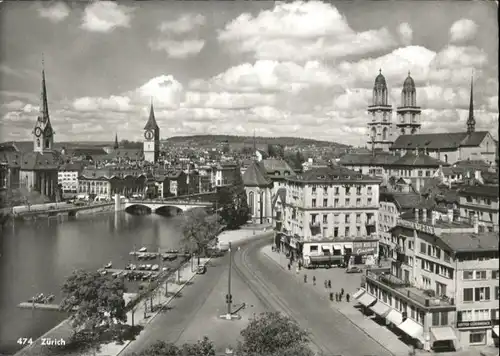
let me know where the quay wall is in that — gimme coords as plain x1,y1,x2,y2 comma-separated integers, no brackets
75,204,115,217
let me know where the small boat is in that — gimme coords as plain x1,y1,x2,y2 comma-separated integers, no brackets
139,264,146,270
142,272,152,280
139,247,147,252
145,264,152,270
104,262,112,269
129,251,137,256
44,295,55,303
162,267,169,272
151,264,159,271
28,293,45,303
130,264,137,270
112,271,120,278
100,270,107,276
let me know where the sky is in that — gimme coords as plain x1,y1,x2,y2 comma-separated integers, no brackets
0,1,498,146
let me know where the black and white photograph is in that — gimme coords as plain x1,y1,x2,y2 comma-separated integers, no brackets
0,1,498,356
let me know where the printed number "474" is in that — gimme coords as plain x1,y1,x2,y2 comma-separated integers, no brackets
17,338,33,345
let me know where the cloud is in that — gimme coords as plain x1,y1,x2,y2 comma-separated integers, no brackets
37,2,70,23
81,1,134,33
159,14,206,34
449,18,478,43
149,39,205,59
72,95,132,112
218,1,397,61
398,23,413,45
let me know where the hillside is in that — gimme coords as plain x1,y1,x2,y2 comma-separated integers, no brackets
165,135,349,148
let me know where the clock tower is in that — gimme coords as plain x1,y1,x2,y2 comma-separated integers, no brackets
33,57,54,153
143,99,160,163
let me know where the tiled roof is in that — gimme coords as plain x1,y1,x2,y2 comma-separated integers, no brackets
261,159,295,178
380,192,425,209
103,149,143,160
392,153,448,167
0,151,21,168
391,131,489,150
68,147,108,157
20,152,59,170
60,162,84,171
242,161,272,187
287,165,380,183
272,187,287,207
440,231,499,253
338,152,399,166
457,185,499,198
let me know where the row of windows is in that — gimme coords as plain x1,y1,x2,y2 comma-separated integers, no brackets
458,308,499,322
464,196,493,206
311,186,373,196
463,270,499,280
463,286,499,302
310,212,375,224
310,197,375,208
419,242,451,262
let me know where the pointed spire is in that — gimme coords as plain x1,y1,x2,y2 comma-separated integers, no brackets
114,133,119,149
467,74,475,134
253,129,256,153
144,97,159,130
38,53,50,124
379,68,382,74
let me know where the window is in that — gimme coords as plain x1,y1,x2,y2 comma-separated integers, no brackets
432,312,440,326
345,187,350,194
368,198,372,205
496,286,499,300
474,309,489,321
356,198,361,206
345,198,350,206
334,198,339,207
323,215,327,224
493,270,499,279
440,311,448,326
458,310,473,322
334,187,339,195
323,198,328,207
463,288,473,302
420,242,426,253
475,271,487,280
475,287,490,301
312,187,317,194
469,332,486,345
312,199,316,207
463,271,474,280
367,186,372,194
323,186,328,194
345,215,350,223
334,227,338,238
418,170,423,177
345,227,350,236
410,306,416,319
310,245,318,252
356,186,362,195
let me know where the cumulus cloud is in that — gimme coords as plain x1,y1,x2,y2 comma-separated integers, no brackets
159,14,206,34
218,1,397,61
37,2,70,23
81,1,134,33
398,23,413,45
73,95,132,112
149,39,205,59
449,18,478,43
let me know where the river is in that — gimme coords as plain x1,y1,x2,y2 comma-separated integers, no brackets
0,211,186,355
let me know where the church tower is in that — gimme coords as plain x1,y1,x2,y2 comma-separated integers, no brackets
143,99,160,163
396,71,421,136
466,76,475,134
33,57,54,153
367,69,393,152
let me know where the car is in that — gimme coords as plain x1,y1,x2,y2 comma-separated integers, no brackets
346,266,363,274
196,265,207,274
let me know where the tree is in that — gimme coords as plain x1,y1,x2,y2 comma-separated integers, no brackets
129,338,216,356
268,144,285,159
236,312,313,356
217,170,250,229
60,269,127,351
181,208,220,265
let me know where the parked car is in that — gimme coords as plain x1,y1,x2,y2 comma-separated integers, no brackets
196,265,207,274
346,266,363,274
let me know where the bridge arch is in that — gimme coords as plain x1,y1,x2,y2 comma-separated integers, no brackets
154,205,184,216
124,204,152,215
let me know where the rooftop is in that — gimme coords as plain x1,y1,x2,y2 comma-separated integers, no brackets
457,184,499,198
391,131,489,150
440,231,499,253
286,166,381,184
391,152,449,167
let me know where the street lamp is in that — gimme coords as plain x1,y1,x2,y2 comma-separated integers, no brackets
219,241,240,321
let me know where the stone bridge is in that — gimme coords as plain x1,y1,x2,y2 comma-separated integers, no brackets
123,200,213,214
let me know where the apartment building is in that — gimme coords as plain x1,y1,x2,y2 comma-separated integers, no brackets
211,162,239,187
281,166,380,263
356,208,499,352
458,184,499,233
58,162,83,196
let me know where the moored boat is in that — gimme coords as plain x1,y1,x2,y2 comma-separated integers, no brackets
151,264,159,271
139,247,147,252
44,295,55,303
104,261,112,269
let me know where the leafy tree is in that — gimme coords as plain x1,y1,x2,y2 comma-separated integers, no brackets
268,144,285,159
129,337,216,356
181,208,220,265
236,312,313,356
60,269,127,347
218,169,250,229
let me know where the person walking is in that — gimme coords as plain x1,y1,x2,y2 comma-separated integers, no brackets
329,292,334,301
335,292,339,302
328,280,331,289
346,293,350,302
339,292,343,301
312,276,316,286
303,274,307,283
324,280,328,289
341,288,345,296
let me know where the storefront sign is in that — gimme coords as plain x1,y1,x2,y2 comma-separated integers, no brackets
355,248,376,255
353,241,377,250
456,320,492,328
397,219,435,236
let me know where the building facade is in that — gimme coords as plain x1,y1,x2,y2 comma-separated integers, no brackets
58,163,83,196
458,185,499,233
143,101,160,163
242,161,273,224
357,208,499,352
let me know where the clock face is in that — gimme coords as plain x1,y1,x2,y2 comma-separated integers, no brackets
144,130,154,140
34,127,42,137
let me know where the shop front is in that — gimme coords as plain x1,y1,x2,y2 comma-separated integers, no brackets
456,320,496,349
350,240,378,266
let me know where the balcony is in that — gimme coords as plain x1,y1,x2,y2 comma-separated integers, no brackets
310,221,321,228
366,271,455,309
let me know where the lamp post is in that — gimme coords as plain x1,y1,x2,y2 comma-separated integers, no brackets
219,241,240,320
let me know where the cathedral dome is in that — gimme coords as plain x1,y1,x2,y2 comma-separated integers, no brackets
402,72,415,91
375,70,386,86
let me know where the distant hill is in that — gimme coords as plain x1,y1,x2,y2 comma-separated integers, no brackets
165,135,349,148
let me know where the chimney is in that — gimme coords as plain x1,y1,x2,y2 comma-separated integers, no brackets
422,208,427,221
473,213,479,234
447,208,453,222
431,210,436,225
415,208,419,221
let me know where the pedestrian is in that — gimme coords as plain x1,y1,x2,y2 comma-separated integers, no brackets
339,292,343,301
328,280,331,289
287,263,291,270
346,293,350,302
341,288,344,296
304,274,307,283
312,276,316,285
329,292,333,301
335,292,339,301
324,280,328,289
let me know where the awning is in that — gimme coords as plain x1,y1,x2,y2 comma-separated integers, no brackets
333,244,342,250
309,255,343,263
321,245,330,250
398,318,423,340
353,289,365,300
344,243,353,249
386,309,403,326
431,327,457,341
493,326,499,338
369,302,391,317
357,293,376,307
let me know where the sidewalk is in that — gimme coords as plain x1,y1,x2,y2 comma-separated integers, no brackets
261,245,497,356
